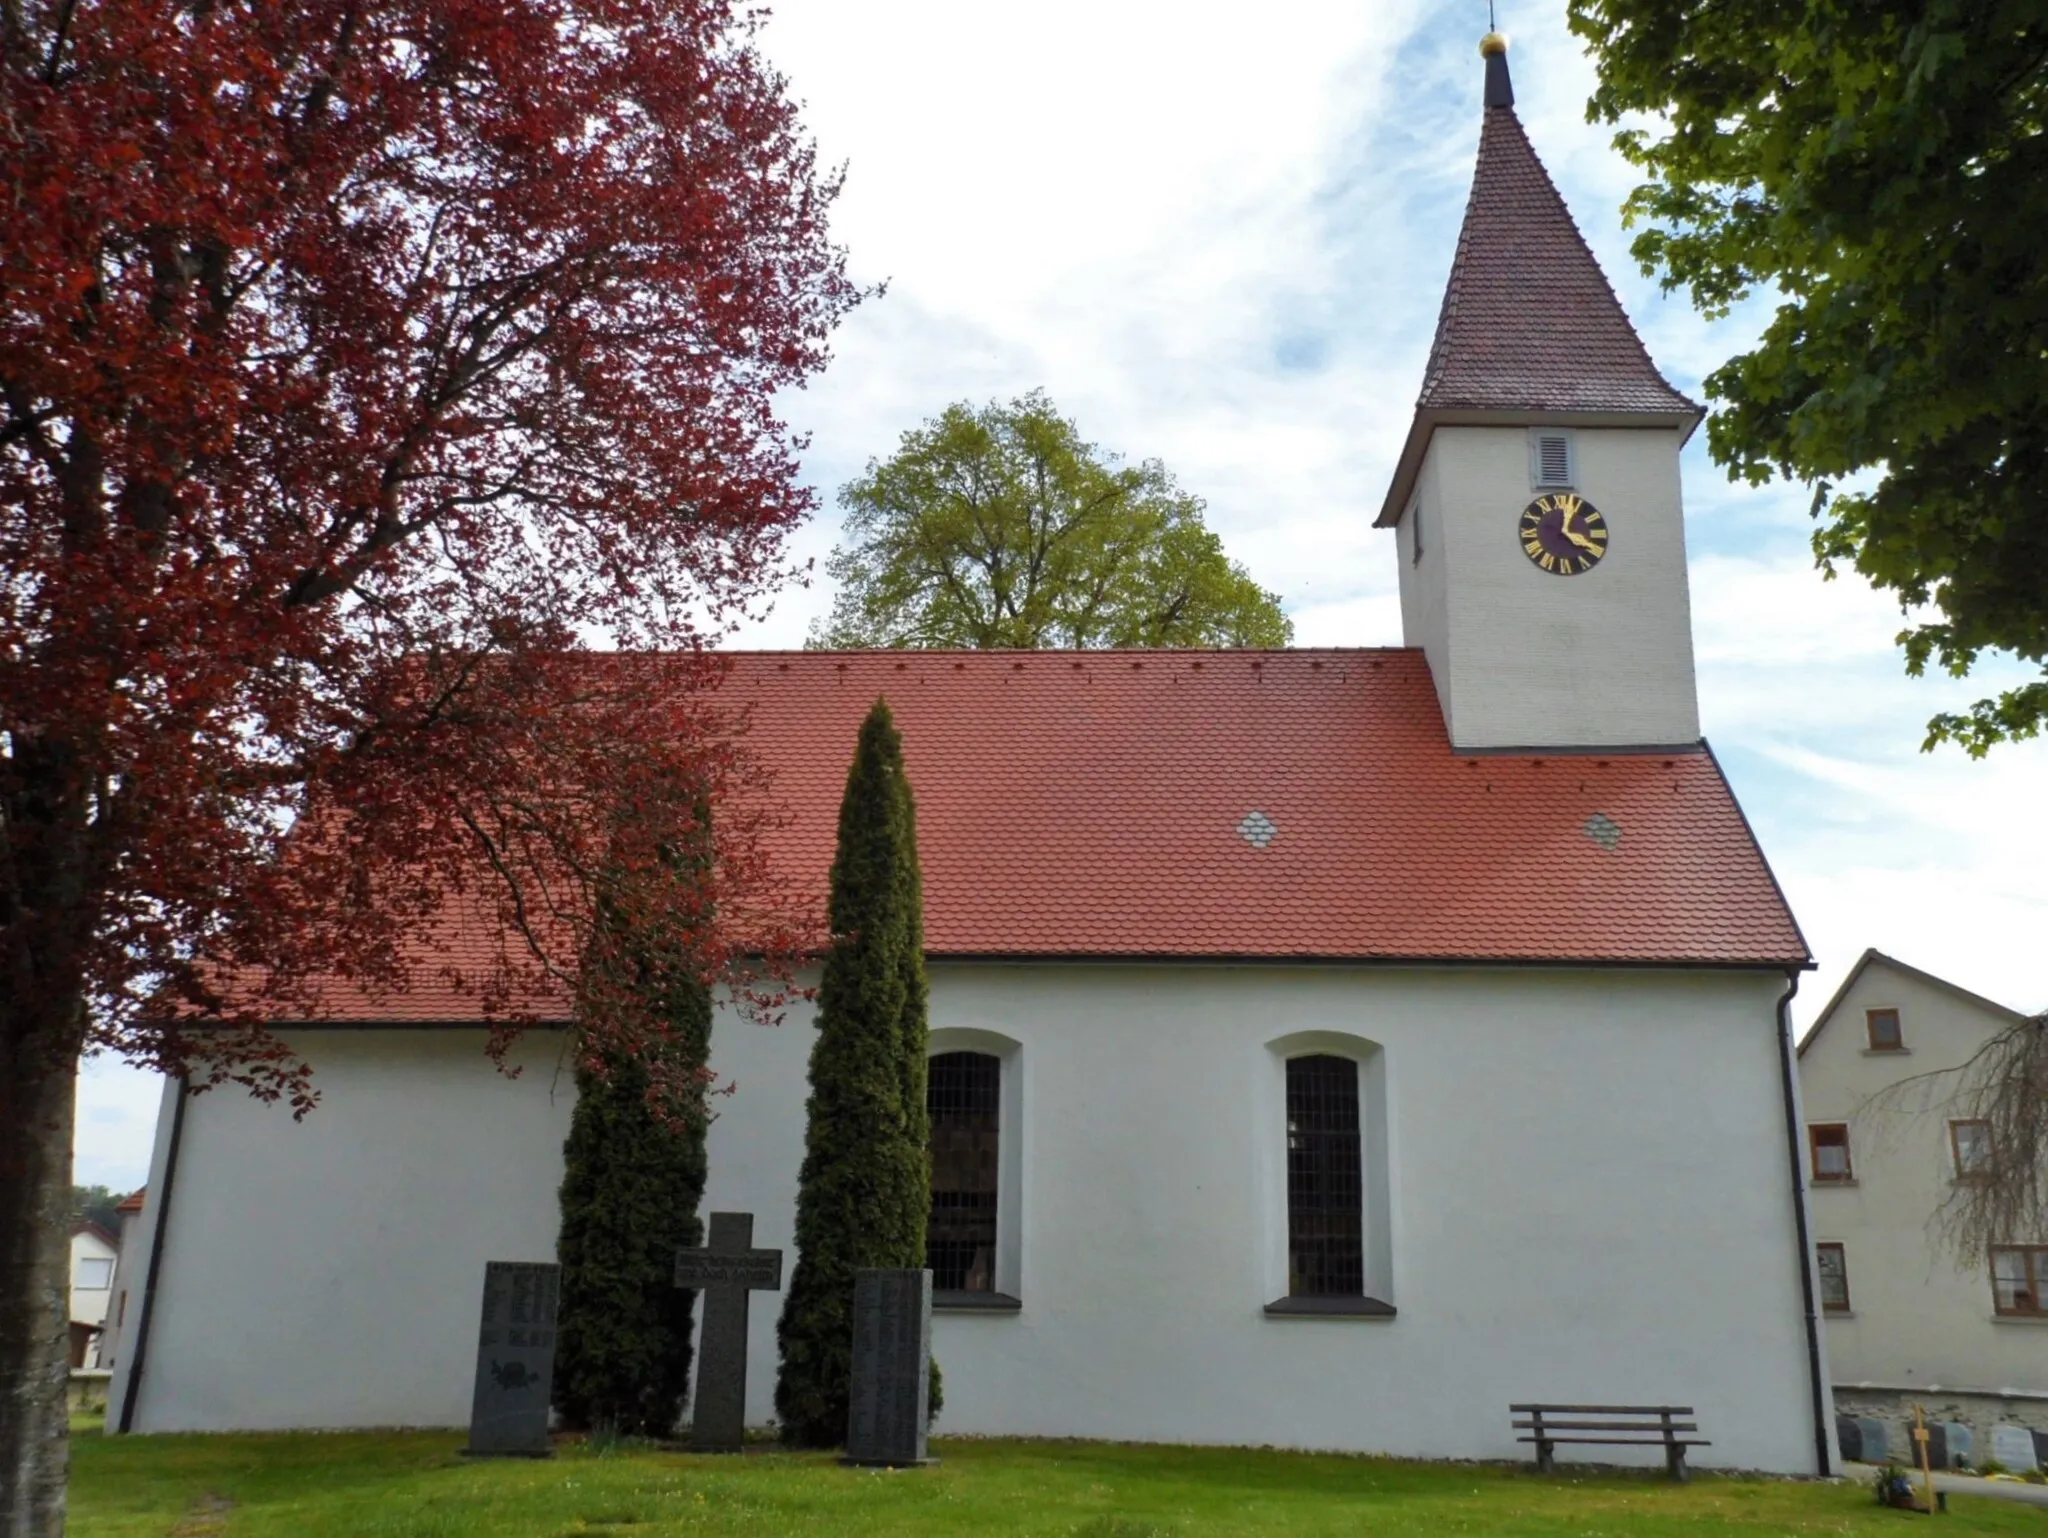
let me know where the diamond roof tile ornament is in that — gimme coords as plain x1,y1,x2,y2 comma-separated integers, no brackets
1237,811,1278,849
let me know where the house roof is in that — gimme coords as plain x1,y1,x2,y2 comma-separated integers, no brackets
72,1222,119,1251
1376,42,1700,527
1796,947,2030,1057
115,1189,145,1213
280,648,1808,1024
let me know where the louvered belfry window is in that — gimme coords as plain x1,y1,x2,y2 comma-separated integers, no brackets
1530,428,1575,489
1286,1055,1365,1296
927,1051,1000,1292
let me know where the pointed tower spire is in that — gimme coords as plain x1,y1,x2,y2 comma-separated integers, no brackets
1378,32,1707,754
1376,32,1700,526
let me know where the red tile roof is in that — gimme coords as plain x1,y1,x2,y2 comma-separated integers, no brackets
1418,101,1698,419
285,649,1806,1023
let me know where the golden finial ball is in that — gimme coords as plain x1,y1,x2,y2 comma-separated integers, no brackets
1479,31,1509,56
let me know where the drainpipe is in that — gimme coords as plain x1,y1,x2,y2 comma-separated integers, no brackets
1774,972,1831,1476
115,1078,187,1434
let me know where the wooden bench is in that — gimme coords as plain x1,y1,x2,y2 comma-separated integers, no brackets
1510,1403,1709,1482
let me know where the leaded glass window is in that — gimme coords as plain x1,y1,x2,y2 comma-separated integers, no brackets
1286,1054,1364,1297
928,1051,1000,1292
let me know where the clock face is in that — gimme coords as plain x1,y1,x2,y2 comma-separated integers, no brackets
1518,492,1608,576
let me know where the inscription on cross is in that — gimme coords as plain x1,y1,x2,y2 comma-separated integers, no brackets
674,1211,783,1452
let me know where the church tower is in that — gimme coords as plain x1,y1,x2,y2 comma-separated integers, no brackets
1380,34,1704,752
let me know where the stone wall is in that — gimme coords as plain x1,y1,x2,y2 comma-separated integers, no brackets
1836,1386,2048,1470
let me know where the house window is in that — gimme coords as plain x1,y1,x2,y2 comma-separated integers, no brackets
1951,1119,1992,1180
1816,1243,1851,1313
1286,1055,1364,1297
75,1257,113,1289
1992,1246,2048,1318
1411,499,1424,566
927,1051,1000,1293
1865,1008,1904,1051
1809,1122,1853,1183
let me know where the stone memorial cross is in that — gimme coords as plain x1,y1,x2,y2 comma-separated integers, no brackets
466,1261,561,1458
674,1211,783,1453
845,1268,934,1467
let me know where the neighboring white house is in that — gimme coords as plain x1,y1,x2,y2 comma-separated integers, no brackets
69,1224,119,1369
108,37,1837,1474
95,1187,147,1375
1797,949,2048,1454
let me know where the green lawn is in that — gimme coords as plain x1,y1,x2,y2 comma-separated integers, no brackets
68,1428,2042,1537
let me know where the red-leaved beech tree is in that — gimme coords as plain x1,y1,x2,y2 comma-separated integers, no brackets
0,4,855,1529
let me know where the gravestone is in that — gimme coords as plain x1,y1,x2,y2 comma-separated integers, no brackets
674,1212,782,1453
1924,1422,1946,1472
1835,1415,1863,1463
1937,1421,1972,1470
844,1268,934,1467
466,1261,560,1457
1854,1416,1889,1463
1991,1423,2040,1472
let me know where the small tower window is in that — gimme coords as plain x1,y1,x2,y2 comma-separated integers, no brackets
1529,428,1576,490
1410,498,1424,566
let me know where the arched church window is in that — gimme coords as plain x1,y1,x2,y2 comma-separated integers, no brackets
1286,1054,1364,1297
928,1050,1000,1293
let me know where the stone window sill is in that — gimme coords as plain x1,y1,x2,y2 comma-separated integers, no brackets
1823,1308,1856,1319
933,1290,1021,1313
1263,1295,1396,1320
1861,1047,1911,1057
1812,1178,1859,1189
1991,1312,2048,1325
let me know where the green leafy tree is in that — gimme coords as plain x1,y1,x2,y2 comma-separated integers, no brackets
814,392,1291,650
1572,1,2048,753
553,797,717,1439
68,1187,122,1237
775,700,935,1447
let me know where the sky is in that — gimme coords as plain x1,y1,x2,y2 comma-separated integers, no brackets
72,0,2048,1189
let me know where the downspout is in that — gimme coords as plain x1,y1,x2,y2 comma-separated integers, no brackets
115,1078,187,1434
1774,972,1831,1476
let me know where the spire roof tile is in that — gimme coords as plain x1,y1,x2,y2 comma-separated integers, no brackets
1418,77,1697,417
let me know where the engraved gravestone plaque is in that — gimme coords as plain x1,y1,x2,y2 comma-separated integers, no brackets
844,1268,933,1467
674,1212,782,1453
1991,1423,2039,1472
465,1261,560,1457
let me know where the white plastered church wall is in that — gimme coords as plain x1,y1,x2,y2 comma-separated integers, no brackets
1799,960,2048,1397
1406,425,1701,751
121,1030,575,1433
126,963,1818,1472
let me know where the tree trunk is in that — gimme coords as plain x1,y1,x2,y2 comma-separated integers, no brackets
0,996,80,1538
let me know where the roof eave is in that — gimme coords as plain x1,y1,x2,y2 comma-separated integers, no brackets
1375,403,1707,529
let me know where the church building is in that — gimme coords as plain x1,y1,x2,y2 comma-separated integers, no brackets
110,38,1835,1474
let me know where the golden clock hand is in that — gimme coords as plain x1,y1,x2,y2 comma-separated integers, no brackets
1555,501,1601,555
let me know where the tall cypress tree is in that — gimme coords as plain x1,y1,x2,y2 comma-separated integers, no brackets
553,798,715,1439
775,698,932,1447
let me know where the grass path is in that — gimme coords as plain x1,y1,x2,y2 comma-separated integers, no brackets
69,1428,2045,1537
